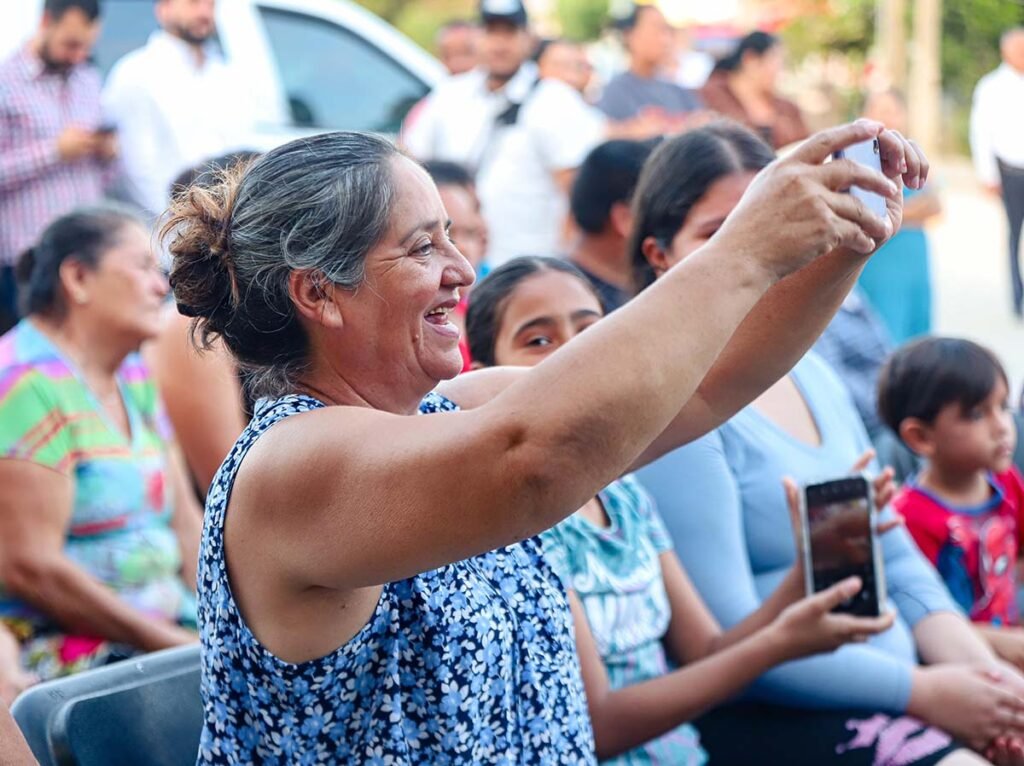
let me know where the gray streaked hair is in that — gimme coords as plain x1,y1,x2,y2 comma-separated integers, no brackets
165,131,401,399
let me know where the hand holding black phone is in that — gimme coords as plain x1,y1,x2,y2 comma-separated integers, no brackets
799,476,887,617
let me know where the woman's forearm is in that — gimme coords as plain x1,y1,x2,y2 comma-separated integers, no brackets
914,611,998,666
637,244,870,466
591,628,788,760
0,703,36,766
485,241,776,519
4,556,192,652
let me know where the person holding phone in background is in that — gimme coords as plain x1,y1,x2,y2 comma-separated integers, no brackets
634,123,1024,766
0,0,116,334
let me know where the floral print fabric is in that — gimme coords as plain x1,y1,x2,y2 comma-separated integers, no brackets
196,392,596,765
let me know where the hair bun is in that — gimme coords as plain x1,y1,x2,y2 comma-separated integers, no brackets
163,166,245,344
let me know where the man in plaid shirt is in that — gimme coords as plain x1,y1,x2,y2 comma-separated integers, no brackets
0,0,114,333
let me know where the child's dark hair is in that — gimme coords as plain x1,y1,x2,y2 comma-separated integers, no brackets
466,256,604,367
878,337,1008,437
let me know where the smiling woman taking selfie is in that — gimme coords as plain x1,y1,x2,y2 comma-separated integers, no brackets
164,123,922,763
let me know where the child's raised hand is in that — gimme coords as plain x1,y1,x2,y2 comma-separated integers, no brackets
769,577,895,661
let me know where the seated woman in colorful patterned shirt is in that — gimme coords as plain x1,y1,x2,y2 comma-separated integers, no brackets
465,256,897,765
0,206,201,680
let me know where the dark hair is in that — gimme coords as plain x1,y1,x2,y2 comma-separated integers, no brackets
422,160,474,189
629,121,775,292
165,131,402,399
16,205,141,318
616,4,659,32
170,151,261,200
571,138,660,235
878,338,1009,440
44,0,101,21
534,37,574,63
466,256,603,367
715,30,778,73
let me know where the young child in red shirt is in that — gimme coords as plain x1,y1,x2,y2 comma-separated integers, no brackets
878,338,1024,631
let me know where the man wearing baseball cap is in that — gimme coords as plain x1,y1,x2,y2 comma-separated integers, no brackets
403,0,607,268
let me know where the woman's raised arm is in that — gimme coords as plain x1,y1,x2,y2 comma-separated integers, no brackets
240,121,909,593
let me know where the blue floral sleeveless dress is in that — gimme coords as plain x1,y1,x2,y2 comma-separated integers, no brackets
196,393,595,765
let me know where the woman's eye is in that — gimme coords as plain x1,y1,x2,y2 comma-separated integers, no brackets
525,336,553,348
413,242,434,257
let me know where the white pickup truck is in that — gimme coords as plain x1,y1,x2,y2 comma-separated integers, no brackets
0,0,444,147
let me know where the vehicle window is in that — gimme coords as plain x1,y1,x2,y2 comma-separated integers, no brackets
258,6,429,133
91,0,159,79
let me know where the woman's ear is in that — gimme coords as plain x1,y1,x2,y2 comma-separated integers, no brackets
289,270,343,330
58,258,92,307
641,235,671,277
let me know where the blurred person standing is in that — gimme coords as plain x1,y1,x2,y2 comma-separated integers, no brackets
436,20,480,76
701,31,808,150
567,138,659,311
422,160,489,370
102,0,256,219
860,89,940,342
970,28,1024,318
403,0,606,267
597,5,703,126
536,38,593,95
0,0,113,334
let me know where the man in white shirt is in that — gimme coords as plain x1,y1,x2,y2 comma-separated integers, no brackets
970,27,1024,316
403,0,606,268
102,0,256,218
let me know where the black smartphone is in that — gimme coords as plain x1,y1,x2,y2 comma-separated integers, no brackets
800,476,886,617
94,122,117,136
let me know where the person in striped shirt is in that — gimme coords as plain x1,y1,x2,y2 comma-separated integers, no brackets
0,0,116,334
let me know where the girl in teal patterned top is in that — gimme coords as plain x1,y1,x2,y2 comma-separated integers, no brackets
466,256,898,765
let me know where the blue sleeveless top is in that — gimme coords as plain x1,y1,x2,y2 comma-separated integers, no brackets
196,393,595,765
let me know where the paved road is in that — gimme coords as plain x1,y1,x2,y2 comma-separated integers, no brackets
928,157,1023,391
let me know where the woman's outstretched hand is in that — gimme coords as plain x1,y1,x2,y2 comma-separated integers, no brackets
710,120,929,286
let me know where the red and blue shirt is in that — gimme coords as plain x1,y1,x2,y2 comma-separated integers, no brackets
895,468,1024,626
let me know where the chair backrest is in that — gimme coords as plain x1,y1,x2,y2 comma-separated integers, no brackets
11,644,202,766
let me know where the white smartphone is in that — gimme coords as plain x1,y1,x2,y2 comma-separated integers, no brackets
799,475,887,617
833,138,888,219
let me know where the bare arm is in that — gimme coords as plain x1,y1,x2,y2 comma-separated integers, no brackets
0,702,36,766
146,310,246,493
915,612,1000,666
166,445,202,593
242,122,913,592
576,574,891,760
0,462,195,652
571,590,788,760
659,551,802,665
633,127,926,467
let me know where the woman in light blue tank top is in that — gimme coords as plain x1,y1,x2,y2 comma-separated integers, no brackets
160,126,928,763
